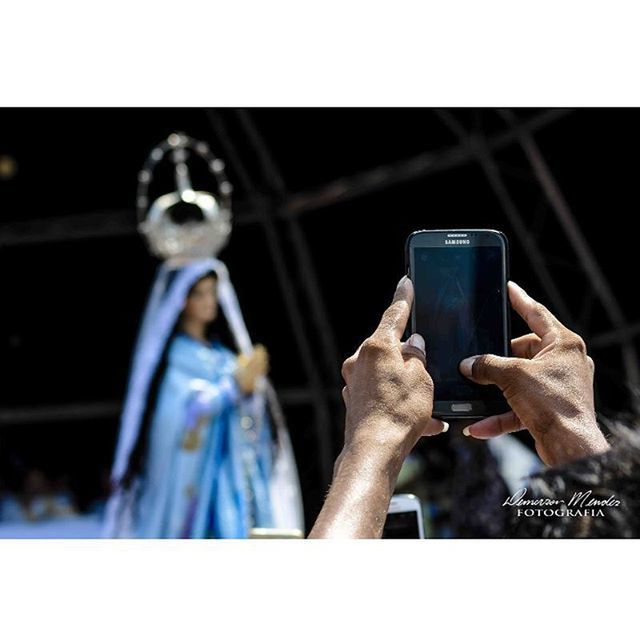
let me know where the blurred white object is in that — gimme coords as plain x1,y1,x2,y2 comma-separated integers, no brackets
0,514,102,539
136,133,233,261
141,191,231,261
488,433,544,495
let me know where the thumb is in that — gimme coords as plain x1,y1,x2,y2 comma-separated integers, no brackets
400,333,427,367
459,353,513,386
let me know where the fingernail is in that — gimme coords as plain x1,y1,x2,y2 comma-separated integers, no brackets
459,356,478,377
406,333,425,352
462,426,471,436
509,281,528,297
396,275,409,292
441,421,449,433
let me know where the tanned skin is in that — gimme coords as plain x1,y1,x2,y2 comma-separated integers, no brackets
309,278,609,539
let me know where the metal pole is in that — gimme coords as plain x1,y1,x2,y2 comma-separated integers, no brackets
235,109,343,388
256,205,335,484
590,322,640,349
282,108,573,217
499,108,640,399
0,111,573,248
435,109,574,324
0,386,344,427
208,109,335,484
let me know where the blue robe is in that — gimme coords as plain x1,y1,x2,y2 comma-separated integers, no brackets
135,333,274,538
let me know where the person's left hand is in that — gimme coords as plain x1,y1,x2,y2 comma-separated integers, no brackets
340,276,448,465
308,276,448,538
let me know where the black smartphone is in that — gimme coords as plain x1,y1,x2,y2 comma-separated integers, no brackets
405,229,511,419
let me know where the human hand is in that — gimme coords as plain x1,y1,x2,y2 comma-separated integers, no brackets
459,281,609,466
308,276,447,538
235,344,269,394
340,276,448,465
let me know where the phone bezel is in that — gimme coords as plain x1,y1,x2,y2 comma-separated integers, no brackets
384,493,425,539
405,228,511,419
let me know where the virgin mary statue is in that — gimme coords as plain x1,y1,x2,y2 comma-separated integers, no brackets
104,258,304,538
103,133,303,538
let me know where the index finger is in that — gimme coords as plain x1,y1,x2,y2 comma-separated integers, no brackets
508,281,560,344
373,276,413,342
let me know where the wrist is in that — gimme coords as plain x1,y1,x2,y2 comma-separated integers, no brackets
542,413,609,465
339,432,408,481
347,415,419,456
309,440,404,539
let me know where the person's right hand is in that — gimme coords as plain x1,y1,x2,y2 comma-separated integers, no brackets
458,281,609,467
235,344,269,394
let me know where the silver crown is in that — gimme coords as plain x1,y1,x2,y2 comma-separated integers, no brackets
137,133,233,261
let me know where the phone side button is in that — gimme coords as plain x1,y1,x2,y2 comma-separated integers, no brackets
451,403,472,413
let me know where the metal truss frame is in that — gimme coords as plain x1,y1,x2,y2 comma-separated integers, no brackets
3,108,637,481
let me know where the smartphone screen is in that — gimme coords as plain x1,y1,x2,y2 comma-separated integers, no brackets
382,511,421,539
408,230,509,415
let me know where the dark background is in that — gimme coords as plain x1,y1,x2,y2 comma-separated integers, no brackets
0,108,637,529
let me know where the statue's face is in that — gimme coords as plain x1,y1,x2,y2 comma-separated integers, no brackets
183,275,219,325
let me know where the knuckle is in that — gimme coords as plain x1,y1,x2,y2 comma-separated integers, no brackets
562,331,588,354
424,372,434,392
360,336,386,356
472,354,492,378
575,336,588,355
473,354,521,386
341,356,354,380
514,359,535,382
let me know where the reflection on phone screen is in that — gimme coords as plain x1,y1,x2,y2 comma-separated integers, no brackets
413,246,504,401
